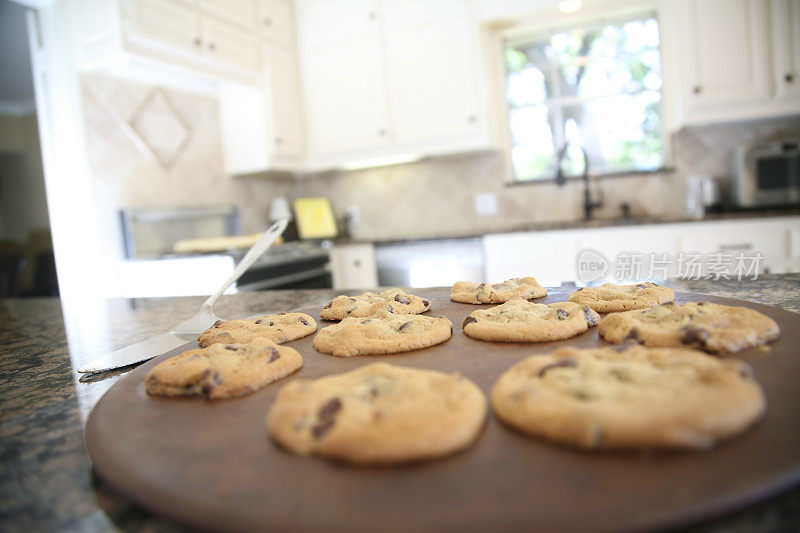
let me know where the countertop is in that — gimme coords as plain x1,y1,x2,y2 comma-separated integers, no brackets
2,276,799,531
335,207,800,246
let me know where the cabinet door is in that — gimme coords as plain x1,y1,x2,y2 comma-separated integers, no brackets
331,244,378,289
127,0,201,57
263,43,304,157
383,0,467,28
303,42,389,155
201,17,259,73
679,0,771,109
257,0,295,46
298,0,379,49
386,17,479,144
771,0,800,100
199,0,257,29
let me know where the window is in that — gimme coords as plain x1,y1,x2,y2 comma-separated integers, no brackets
505,14,665,182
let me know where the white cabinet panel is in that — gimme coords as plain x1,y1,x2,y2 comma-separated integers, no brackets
202,17,259,72
298,0,379,49
680,0,771,107
200,0,256,29
263,43,303,157
331,244,378,289
772,0,800,100
386,17,480,144
127,0,202,57
383,0,467,28
257,0,295,46
304,42,389,155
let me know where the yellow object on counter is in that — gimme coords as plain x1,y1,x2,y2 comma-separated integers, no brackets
293,197,338,240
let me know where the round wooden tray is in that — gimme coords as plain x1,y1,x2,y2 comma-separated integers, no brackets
85,288,800,532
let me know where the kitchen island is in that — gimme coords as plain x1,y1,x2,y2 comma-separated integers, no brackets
2,276,799,531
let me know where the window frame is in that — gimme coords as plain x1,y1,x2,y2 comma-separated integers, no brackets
500,9,673,184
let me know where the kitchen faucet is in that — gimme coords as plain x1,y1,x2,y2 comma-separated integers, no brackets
555,144,603,221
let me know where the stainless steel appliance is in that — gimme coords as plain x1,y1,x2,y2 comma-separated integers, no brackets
731,140,800,207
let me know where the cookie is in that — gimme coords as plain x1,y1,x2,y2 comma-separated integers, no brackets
320,289,431,320
566,282,675,312
462,299,600,342
145,339,303,400
450,277,547,304
598,301,780,353
267,362,486,464
197,312,316,347
313,310,452,357
491,346,765,450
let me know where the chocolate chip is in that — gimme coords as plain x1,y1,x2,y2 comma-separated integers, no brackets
636,283,650,289
268,347,280,363
318,397,342,421
279,312,287,315
213,320,223,327
556,308,569,320
348,297,357,302
255,319,262,324
738,363,754,379
362,319,375,324
200,369,222,396
610,368,631,382
538,358,577,377
681,325,710,347
323,302,332,309
224,345,238,350
299,317,309,326
398,321,412,331
386,305,396,314
422,299,430,307
370,387,380,397
463,316,477,328
572,389,593,401
625,328,641,342
698,301,708,306
394,294,411,305
311,419,335,439
583,306,598,327
575,287,584,291
269,321,275,326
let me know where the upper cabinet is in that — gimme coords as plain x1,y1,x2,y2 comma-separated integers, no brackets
671,0,800,126
771,0,800,101
296,0,489,169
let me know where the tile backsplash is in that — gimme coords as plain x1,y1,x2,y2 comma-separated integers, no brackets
81,70,799,250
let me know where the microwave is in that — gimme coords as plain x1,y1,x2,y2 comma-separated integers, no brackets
731,140,800,207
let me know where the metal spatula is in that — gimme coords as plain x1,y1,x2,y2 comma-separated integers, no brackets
77,218,288,374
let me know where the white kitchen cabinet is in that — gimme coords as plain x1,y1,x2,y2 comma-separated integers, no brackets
74,0,260,83
385,16,483,148
771,0,800,101
298,0,380,49
331,243,378,289
484,217,800,285
257,0,296,47
262,43,304,158
303,41,390,157
199,0,257,29
672,0,800,125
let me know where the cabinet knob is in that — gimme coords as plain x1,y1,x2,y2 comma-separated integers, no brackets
379,128,386,137
353,259,361,267
368,11,376,20
263,17,272,26
208,42,216,51
193,37,202,47
468,115,476,123
275,136,283,145
693,85,702,95
785,72,795,83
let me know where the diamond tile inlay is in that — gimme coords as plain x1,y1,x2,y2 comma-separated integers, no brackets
127,89,192,170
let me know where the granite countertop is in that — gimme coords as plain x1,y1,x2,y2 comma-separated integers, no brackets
2,276,799,531
335,207,800,246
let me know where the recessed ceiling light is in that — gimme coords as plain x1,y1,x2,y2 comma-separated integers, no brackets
558,0,582,13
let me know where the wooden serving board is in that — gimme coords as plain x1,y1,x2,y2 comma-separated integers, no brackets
85,288,800,532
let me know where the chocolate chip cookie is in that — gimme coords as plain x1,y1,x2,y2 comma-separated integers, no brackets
267,362,486,464
145,339,303,400
567,282,675,312
491,346,765,450
598,301,780,353
462,299,600,342
313,310,452,357
197,313,316,347
450,277,547,304
319,289,431,321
